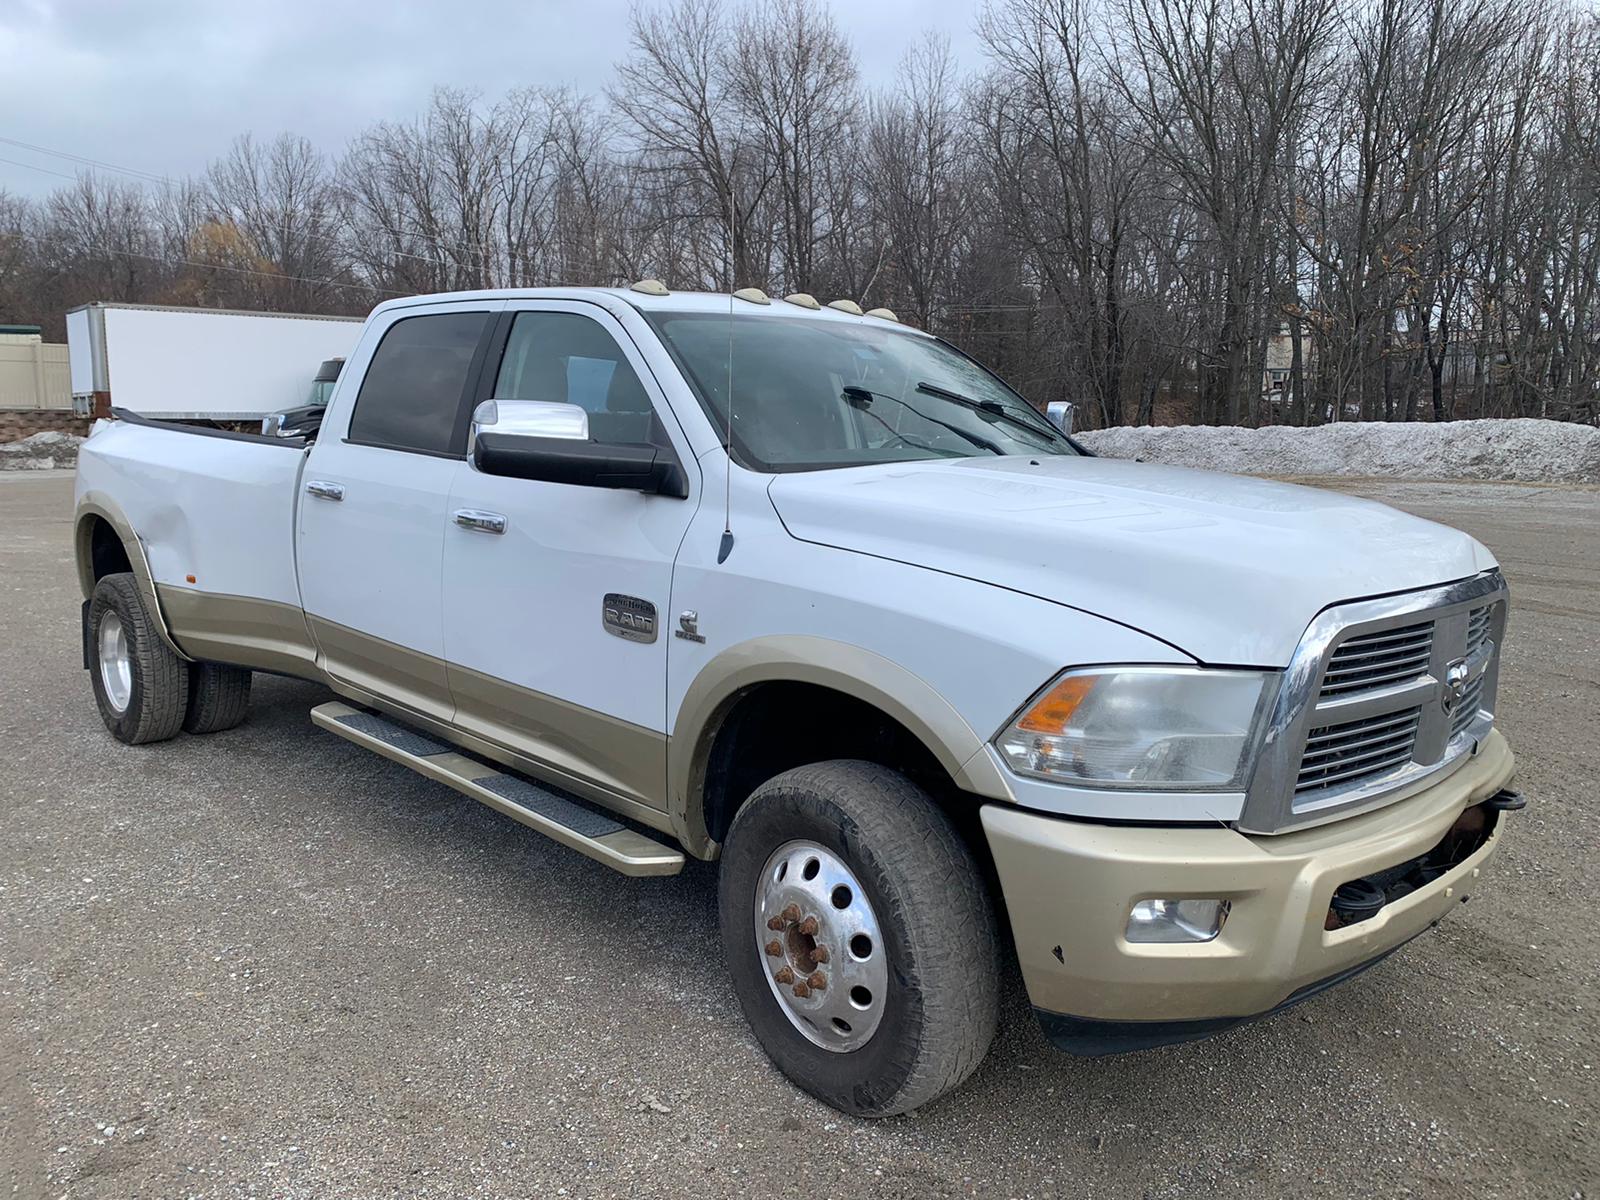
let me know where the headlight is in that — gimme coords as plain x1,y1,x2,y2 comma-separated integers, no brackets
996,667,1273,789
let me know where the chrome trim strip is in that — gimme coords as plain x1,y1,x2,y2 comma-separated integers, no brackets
1238,570,1507,835
1310,676,1438,723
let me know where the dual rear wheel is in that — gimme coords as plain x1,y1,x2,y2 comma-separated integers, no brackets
88,572,251,744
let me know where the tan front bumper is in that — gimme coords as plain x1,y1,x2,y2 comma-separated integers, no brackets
982,731,1516,1032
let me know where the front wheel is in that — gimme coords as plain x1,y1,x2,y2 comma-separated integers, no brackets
718,760,1000,1117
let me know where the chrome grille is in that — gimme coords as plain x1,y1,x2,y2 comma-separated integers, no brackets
1450,672,1488,739
1466,604,1492,653
1296,708,1422,793
1318,622,1433,697
1238,571,1508,836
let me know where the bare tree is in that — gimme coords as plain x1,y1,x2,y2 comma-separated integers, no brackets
611,0,771,287
3,0,1598,429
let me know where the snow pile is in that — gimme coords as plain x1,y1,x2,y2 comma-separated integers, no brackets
1075,418,1600,483
0,430,85,471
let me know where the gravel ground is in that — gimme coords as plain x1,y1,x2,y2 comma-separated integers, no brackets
0,470,1595,1199
1077,418,1600,484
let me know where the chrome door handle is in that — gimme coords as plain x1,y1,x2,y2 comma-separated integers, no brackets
454,509,507,535
305,480,345,501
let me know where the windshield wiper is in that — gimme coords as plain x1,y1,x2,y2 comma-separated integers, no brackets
915,381,1066,443
842,386,1004,455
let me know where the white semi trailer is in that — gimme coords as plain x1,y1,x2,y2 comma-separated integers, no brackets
66,302,362,421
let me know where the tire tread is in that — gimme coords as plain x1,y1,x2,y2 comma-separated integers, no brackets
184,662,252,734
723,760,1000,1116
90,573,188,744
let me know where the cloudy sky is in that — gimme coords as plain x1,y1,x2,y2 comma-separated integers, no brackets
0,0,986,198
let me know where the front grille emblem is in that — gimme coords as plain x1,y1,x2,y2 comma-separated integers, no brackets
1441,657,1469,714
1441,640,1493,716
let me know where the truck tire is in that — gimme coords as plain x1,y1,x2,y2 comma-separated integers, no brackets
87,572,189,745
719,760,999,1117
183,662,252,734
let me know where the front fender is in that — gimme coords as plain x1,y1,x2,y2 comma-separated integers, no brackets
668,634,1014,857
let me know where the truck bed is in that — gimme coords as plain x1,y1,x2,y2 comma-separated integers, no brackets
74,416,309,617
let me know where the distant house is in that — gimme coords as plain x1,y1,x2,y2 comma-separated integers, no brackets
1262,326,1311,407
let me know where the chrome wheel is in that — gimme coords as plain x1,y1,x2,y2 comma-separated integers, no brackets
754,840,889,1052
97,611,132,714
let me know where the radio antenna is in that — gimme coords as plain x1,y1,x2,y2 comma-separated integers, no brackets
718,178,736,565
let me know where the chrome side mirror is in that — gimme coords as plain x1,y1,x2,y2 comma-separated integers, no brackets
1046,401,1075,436
261,412,286,437
472,399,688,498
470,399,590,452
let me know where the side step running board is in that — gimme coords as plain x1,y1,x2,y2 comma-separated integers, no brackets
311,701,684,877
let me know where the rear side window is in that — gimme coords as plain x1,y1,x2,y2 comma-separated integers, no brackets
493,312,658,446
348,312,489,454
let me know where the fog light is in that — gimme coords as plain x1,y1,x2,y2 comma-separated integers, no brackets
1126,898,1231,944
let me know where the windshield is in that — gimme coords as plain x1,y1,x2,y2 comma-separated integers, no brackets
644,312,1078,472
304,378,337,408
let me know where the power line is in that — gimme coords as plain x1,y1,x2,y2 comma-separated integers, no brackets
0,154,80,183
0,135,171,184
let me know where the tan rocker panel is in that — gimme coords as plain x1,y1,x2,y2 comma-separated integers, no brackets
307,614,453,722
130,583,675,835
304,616,672,825
158,587,322,679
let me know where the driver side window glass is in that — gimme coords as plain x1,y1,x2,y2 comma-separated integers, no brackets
495,313,659,446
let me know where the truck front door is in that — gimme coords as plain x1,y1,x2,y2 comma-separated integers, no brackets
439,302,700,814
297,300,503,721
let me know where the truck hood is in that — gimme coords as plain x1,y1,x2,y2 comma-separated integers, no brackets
766,456,1497,665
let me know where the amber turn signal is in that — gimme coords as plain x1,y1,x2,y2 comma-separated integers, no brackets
1016,674,1098,733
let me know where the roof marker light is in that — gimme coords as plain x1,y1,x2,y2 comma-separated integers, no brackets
629,279,670,296
733,287,771,305
783,293,821,310
827,299,864,315
865,307,899,323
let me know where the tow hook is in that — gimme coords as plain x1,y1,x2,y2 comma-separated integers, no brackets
1484,788,1526,812
1323,791,1520,931
1328,879,1387,927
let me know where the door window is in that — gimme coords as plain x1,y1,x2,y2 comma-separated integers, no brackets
494,312,658,445
348,311,489,454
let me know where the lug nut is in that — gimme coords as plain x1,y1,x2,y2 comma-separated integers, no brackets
780,903,802,924
811,945,829,963
797,916,819,937
766,916,786,931
792,982,811,998
774,966,794,985
807,972,827,990
765,939,783,957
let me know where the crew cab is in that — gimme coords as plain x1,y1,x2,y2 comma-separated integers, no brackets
72,283,1522,1116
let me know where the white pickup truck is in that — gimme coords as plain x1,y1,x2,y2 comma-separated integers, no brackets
72,283,1522,1116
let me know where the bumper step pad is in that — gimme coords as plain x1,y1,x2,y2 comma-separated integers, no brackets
311,701,683,877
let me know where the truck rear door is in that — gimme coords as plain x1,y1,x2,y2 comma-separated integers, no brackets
296,300,504,722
